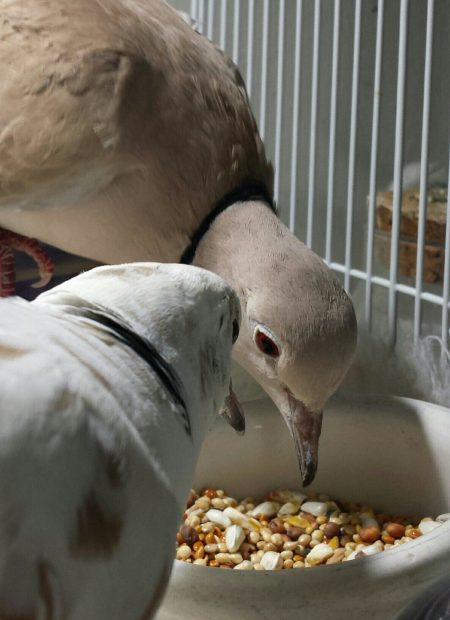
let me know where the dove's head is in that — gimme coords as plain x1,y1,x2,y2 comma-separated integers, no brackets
194,201,358,486
35,262,243,437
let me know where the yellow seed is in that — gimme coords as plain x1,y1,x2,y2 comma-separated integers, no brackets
316,516,328,525
194,546,205,559
328,536,340,549
285,516,310,529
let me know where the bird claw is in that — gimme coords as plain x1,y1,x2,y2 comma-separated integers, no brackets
0,228,54,296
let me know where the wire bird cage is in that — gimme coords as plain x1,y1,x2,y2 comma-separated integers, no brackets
171,0,450,353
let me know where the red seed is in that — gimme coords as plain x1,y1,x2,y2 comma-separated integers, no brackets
386,523,405,539
359,526,381,544
203,488,217,499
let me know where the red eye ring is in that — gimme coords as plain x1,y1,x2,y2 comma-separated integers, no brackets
255,329,280,358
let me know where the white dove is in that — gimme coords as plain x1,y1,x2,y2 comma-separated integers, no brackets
0,0,357,485
0,262,241,620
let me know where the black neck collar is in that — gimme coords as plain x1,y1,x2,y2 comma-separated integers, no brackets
180,182,276,264
65,304,191,436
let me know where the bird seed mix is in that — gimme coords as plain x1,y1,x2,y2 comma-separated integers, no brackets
175,488,448,570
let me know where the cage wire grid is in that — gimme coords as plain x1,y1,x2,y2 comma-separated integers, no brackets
173,0,450,352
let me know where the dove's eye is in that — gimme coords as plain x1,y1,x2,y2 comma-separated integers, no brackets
232,320,240,344
254,328,280,358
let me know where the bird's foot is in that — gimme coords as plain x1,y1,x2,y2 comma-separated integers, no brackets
0,228,54,297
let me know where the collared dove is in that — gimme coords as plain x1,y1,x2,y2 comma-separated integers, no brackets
0,0,357,485
0,262,241,619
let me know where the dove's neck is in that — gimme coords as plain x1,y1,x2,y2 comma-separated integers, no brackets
192,199,282,280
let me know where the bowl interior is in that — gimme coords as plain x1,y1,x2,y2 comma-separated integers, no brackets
194,395,450,517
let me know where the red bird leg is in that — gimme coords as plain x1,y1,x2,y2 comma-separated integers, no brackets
0,229,55,297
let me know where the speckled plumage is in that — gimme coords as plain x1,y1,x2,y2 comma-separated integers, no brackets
0,262,240,619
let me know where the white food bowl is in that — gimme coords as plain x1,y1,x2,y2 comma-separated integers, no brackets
155,395,450,620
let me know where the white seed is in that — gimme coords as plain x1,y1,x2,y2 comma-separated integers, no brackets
176,545,192,560
248,531,261,544
418,520,441,534
271,490,307,505
217,542,228,553
224,507,249,526
204,544,218,554
185,515,201,527
195,497,210,511
300,501,328,517
193,558,207,565
280,550,293,560
230,553,244,564
205,509,231,529
211,497,227,510
305,543,334,565
361,541,384,556
278,502,300,516
260,551,283,570
234,560,254,570
270,533,284,546
253,563,265,570
250,502,280,518
225,525,246,553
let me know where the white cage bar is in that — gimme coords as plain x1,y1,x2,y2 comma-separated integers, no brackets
174,0,449,351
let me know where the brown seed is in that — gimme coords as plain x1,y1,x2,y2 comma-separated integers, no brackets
205,532,216,545
359,526,381,544
209,559,219,567
301,512,317,524
323,522,340,539
408,528,422,539
180,525,199,545
381,533,395,544
203,488,217,499
286,526,304,540
269,518,285,534
176,532,183,544
242,549,251,561
386,523,405,539
192,541,204,551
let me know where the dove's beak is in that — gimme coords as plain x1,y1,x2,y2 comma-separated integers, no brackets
220,381,246,434
284,391,323,487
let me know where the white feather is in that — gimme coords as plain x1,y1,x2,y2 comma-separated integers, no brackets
0,262,240,620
